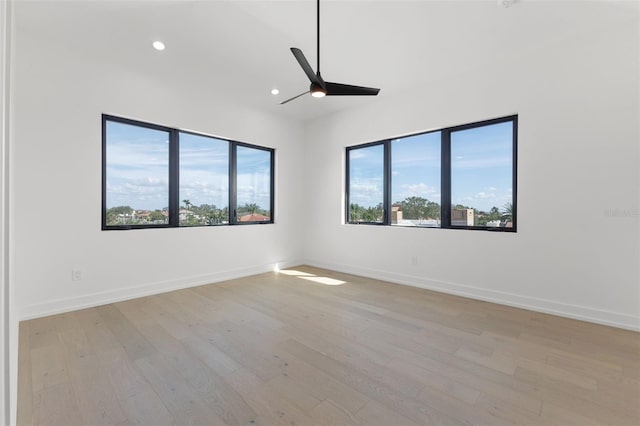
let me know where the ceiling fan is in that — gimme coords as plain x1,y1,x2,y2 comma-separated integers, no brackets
280,0,380,105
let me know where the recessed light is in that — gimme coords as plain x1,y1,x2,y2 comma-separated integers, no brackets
271,89,280,95
152,41,165,51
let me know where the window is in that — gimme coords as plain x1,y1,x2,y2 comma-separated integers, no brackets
102,115,274,229
391,131,441,227
346,115,517,231
450,121,515,228
103,119,171,227
179,132,229,226
346,143,385,224
236,145,274,223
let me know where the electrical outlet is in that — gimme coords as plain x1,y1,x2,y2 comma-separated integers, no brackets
72,269,82,281
411,256,418,266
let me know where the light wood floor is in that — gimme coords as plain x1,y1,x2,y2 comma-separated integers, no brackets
17,266,640,425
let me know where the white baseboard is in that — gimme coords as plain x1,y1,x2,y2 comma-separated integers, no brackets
16,257,640,332
303,259,640,332
16,259,302,321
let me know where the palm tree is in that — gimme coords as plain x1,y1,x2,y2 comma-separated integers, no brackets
502,202,513,224
182,199,192,211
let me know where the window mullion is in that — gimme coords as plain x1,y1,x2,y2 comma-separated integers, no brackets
168,129,180,227
441,129,451,228
229,142,237,224
383,140,391,225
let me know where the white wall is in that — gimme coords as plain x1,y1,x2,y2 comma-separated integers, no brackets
8,5,309,423
11,25,305,320
1,0,10,423
302,13,640,330
5,1,639,424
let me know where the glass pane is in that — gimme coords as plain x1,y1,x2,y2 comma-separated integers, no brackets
451,121,513,228
391,132,441,227
105,121,169,226
348,144,384,223
179,133,229,226
236,146,272,222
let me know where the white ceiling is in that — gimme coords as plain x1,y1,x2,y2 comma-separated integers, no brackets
14,0,639,122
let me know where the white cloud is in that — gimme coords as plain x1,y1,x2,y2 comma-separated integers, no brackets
474,191,496,199
349,150,367,159
352,182,380,193
402,182,438,196
452,157,511,169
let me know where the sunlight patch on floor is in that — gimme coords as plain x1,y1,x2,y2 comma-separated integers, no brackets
299,276,346,286
277,268,346,285
277,269,314,277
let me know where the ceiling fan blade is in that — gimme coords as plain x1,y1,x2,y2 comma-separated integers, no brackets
280,90,310,105
325,82,380,96
291,48,322,86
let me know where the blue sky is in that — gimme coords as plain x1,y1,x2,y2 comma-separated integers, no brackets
450,121,513,212
349,121,513,212
105,121,170,210
106,122,271,211
179,133,229,209
108,120,512,213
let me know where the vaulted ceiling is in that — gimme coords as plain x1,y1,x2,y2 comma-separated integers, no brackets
14,0,638,122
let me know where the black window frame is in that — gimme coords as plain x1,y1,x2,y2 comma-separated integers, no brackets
232,141,276,226
346,115,517,232
102,114,275,230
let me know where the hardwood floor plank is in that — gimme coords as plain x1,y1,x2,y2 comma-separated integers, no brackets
539,400,604,426
514,366,635,425
30,343,69,393
308,399,361,425
32,382,85,426
385,358,480,405
279,338,464,425
27,316,60,350
96,304,157,361
134,354,226,425
225,368,316,426
102,348,177,425
180,334,242,377
264,350,369,416
72,308,122,356
63,353,129,426
16,266,640,426
267,374,323,412
16,321,33,426
137,323,259,425
354,399,420,426
191,322,288,381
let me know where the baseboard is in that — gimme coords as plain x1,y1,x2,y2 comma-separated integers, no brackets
17,259,301,321
303,259,640,332
16,257,639,331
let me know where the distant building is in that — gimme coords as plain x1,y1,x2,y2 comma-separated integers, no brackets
452,208,474,226
239,213,269,222
179,209,193,221
135,210,151,219
391,205,403,224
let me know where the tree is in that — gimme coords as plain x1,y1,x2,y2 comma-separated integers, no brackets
488,206,501,221
106,205,133,225
398,196,428,220
501,202,513,225
238,203,264,217
182,199,192,211
396,196,441,221
149,210,165,222
349,203,383,222
502,202,513,217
